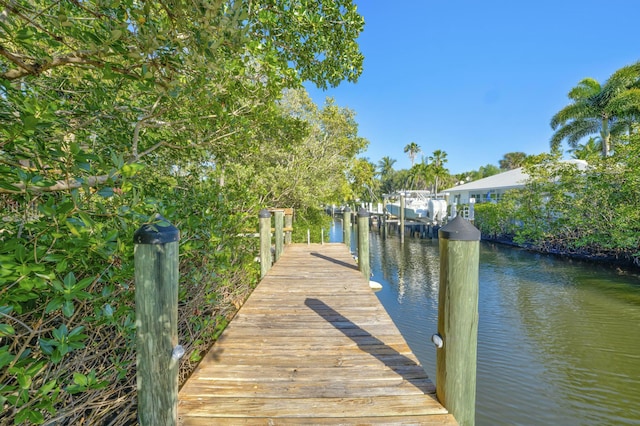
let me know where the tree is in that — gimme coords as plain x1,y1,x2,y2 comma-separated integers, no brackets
247,88,368,208
407,161,431,190
0,0,365,194
568,137,602,161
550,62,640,157
349,158,378,202
404,142,421,167
499,152,528,170
377,156,397,195
428,150,449,194
0,1,366,423
377,156,397,178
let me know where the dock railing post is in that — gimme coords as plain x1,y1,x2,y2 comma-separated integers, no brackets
357,208,370,280
274,210,284,261
285,211,293,245
134,215,181,426
343,207,352,251
434,215,480,426
400,194,405,243
259,209,272,278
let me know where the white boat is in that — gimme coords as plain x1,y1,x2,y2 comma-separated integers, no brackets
385,191,448,222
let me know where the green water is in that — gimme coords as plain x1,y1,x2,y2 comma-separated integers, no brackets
331,221,640,425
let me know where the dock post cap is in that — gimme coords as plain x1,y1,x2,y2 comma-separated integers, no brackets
357,207,369,218
259,209,271,218
133,214,179,245
438,215,480,241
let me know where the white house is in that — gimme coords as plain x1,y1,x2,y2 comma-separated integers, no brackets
443,159,588,205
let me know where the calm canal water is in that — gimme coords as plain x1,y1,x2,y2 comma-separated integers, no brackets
328,220,640,425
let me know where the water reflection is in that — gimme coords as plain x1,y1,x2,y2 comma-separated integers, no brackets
330,219,640,425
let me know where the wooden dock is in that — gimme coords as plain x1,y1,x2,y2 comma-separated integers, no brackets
178,243,457,425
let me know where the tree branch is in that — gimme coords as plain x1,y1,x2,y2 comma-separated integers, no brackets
0,174,113,194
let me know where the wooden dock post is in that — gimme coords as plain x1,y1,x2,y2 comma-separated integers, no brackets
274,210,284,261
343,207,352,251
357,208,370,280
400,194,405,243
259,209,272,278
284,211,293,245
133,215,180,426
435,215,481,426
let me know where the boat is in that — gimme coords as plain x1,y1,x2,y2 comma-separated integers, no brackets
384,191,448,222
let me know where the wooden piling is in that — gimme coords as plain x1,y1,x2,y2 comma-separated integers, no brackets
284,211,293,245
400,194,405,243
435,215,480,426
274,210,284,261
133,215,180,426
259,209,272,278
357,208,370,280
343,207,352,251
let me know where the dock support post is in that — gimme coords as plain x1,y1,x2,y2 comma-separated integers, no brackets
435,215,480,426
259,209,272,278
400,194,405,243
382,207,387,239
343,207,352,251
285,211,293,245
357,208,370,280
134,215,180,426
274,210,284,261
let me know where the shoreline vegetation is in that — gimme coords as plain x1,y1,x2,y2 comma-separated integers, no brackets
0,1,366,424
473,149,640,273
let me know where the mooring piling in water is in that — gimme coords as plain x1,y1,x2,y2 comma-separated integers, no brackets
400,193,406,243
435,215,480,426
133,215,180,426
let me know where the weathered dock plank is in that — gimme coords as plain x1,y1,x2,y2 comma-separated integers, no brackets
178,243,457,425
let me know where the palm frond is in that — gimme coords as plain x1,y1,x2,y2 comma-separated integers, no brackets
550,102,594,129
568,78,601,100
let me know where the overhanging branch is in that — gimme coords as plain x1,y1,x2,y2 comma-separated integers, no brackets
0,174,114,194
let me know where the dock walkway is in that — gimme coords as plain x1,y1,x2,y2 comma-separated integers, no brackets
178,243,457,425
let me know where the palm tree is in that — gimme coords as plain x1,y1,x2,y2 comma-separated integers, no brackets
377,156,397,194
499,152,528,170
428,149,448,194
550,62,640,157
403,142,421,167
376,156,397,178
568,136,602,161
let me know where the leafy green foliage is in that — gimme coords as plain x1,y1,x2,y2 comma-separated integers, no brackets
475,146,640,265
0,0,366,423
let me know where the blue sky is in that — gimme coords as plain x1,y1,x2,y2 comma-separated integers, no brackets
305,0,640,175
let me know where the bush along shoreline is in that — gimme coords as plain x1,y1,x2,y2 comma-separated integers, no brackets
473,148,640,272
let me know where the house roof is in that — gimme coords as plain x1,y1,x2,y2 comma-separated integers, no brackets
443,159,589,194
444,167,529,193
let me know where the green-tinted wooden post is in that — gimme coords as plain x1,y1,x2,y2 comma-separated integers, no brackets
400,194,405,243
343,207,352,251
434,215,480,426
259,209,272,278
357,208,370,280
285,212,293,245
274,210,284,261
134,215,181,426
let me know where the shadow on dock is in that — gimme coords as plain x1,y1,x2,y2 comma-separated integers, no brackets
310,251,359,271
304,297,434,394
